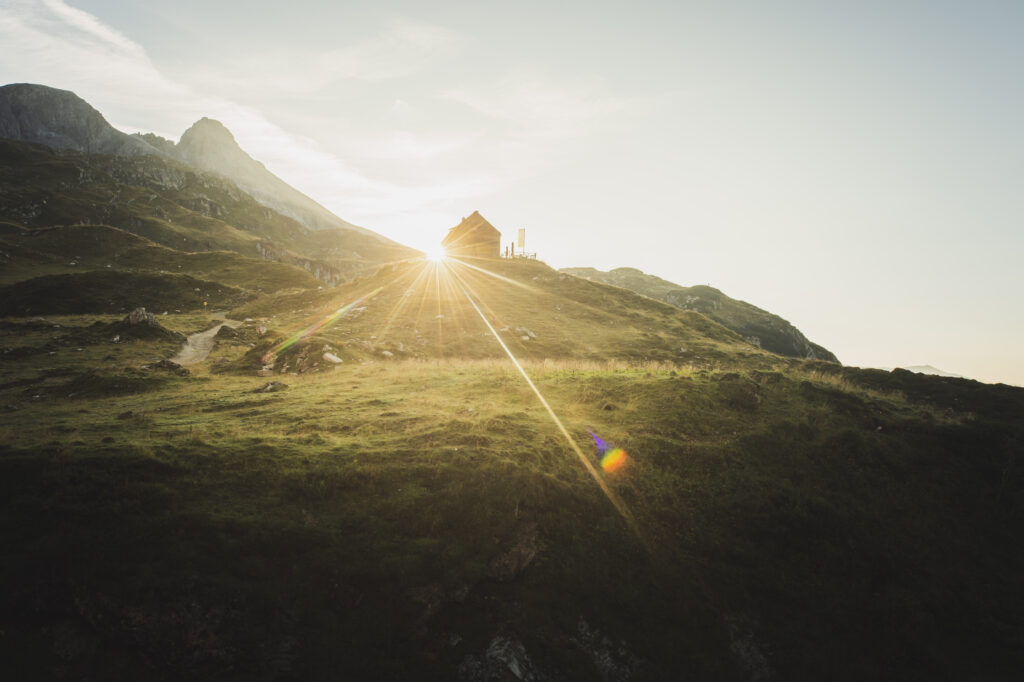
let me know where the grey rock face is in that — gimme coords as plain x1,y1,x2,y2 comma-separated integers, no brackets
174,117,378,238
108,307,184,342
0,83,160,156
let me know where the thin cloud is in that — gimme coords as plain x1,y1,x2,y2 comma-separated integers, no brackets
186,19,463,96
444,75,632,140
317,20,462,82
38,0,146,60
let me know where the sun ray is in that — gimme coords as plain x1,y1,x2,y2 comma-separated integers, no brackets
445,264,648,549
260,285,384,364
446,257,540,293
373,260,436,340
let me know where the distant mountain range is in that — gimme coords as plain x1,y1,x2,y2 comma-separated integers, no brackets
0,83,406,242
0,82,835,363
561,266,839,362
896,365,963,378
0,83,417,286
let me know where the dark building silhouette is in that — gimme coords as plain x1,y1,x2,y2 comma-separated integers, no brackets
441,211,501,258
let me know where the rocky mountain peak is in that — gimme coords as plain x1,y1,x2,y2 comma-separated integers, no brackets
180,117,236,145
0,82,393,242
0,82,158,156
176,117,258,170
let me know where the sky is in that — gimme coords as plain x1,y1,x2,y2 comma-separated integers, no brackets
1,0,1021,385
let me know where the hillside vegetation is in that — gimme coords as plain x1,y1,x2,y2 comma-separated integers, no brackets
0,223,321,290
1,256,1021,680
1,85,1020,680
0,139,417,285
561,267,838,362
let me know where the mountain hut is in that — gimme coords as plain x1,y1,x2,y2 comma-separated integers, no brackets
441,211,501,258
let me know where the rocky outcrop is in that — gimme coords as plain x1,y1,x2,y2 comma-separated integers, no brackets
255,241,344,286
174,117,379,237
487,521,540,582
458,636,540,681
107,307,185,342
148,359,190,376
561,267,839,363
0,84,419,276
0,83,161,157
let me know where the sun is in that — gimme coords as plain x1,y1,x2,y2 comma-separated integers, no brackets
424,244,447,262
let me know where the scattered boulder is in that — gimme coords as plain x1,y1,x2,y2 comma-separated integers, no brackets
724,615,773,682
127,307,157,326
254,381,287,393
215,322,263,345
323,352,343,364
148,359,190,376
487,521,540,582
107,307,185,342
571,617,645,682
214,325,239,340
459,636,539,682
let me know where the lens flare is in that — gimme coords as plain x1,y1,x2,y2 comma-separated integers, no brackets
261,287,383,364
601,448,628,472
446,263,647,548
589,429,629,473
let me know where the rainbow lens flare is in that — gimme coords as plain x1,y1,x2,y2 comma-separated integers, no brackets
588,428,629,473
261,287,383,364
601,448,628,473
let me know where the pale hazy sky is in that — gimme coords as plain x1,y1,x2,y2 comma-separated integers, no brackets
1,0,1021,385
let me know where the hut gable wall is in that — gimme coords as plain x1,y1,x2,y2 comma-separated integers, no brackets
442,210,501,258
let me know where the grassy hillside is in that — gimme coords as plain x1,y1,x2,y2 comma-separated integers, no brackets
224,258,764,374
0,271,250,316
562,267,839,362
0,256,1021,680
0,139,417,283
0,223,322,291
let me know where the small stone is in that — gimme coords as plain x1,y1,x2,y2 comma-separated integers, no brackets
254,381,288,393
150,359,189,375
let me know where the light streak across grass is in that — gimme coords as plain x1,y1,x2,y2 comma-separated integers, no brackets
445,263,647,547
261,287,383,364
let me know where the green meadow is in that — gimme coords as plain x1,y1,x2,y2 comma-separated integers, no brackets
2,284,1022,679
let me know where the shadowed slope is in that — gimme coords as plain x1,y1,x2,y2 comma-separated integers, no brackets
0,139,416,283
562,266,839,362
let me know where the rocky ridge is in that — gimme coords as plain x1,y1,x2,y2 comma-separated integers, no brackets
562,266,839,362
0,83,159,157
0,82,400,249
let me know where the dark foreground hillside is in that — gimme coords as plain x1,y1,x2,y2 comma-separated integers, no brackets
1,304,1022,680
